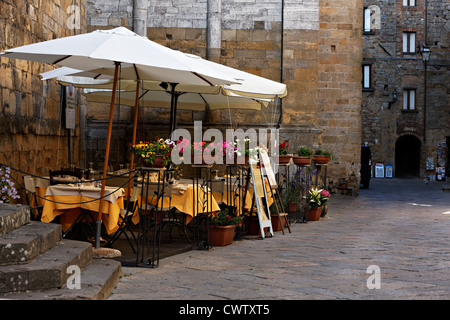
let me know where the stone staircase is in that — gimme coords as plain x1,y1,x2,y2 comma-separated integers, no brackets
0,204,122,300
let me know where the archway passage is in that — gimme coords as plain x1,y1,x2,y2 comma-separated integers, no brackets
395,135,421,177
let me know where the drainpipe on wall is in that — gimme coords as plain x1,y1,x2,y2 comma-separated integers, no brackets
207,0,222,62
133,0,148,37
277,0,284,129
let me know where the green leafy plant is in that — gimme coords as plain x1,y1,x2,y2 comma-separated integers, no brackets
209,208,243,227
295,145,313,157
314,149,334,160
304,187,330,208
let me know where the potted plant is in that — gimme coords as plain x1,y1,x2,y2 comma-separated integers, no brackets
232,138,262,165
293,145,313,166
208,208,243,246
243,208,270,237
276,140,292,165
313,149,333,165
303,187,330,221
129,137,174,168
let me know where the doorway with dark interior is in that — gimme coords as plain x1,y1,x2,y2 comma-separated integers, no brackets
395,135,421,178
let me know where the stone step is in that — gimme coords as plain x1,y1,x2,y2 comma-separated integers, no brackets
0,258,122,300
0,221,62,266
0,239,92,294
0,204,30,237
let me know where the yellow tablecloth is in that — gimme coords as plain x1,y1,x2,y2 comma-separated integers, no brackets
40,184,125,235
136,184,221,225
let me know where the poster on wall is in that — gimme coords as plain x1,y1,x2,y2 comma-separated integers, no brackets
374,163,385,178
426,157,434,171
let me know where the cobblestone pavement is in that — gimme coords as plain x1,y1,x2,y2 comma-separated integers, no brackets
108,178,450,300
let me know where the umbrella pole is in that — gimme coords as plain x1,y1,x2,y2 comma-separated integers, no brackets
127,80,140,205
96,61,120,249
169,84,176,135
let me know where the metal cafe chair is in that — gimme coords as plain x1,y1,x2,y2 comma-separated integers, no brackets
135,172,174,267
105,185,141,253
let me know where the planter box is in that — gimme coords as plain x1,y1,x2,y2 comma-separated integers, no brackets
209,225,236,246
271,214,287,232
293,156,311,166
244,216,268,237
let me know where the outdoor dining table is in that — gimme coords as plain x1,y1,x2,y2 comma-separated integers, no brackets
40,183,125,235
130,180,222,225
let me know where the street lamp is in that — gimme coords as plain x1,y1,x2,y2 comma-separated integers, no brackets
420,45,431,62
419,44,431,144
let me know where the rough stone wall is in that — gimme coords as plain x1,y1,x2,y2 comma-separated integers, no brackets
0,0,87,190
362,0,450,177
85,0,363,193
318,0,363,189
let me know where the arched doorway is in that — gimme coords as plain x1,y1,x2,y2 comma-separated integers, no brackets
395,135,421,177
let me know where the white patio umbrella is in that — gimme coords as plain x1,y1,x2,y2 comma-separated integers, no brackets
41,61,287,131
1,27,242,248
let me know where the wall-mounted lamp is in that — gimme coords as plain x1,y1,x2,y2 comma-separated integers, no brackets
388,88,399,109
419,43,431,63
392,88,399,101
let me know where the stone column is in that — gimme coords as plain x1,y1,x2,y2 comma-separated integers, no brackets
207,0,222,62
133,0,148,37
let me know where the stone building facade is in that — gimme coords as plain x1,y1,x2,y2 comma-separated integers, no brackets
85,0,364,193
1,0,364,201
0,0,87,193
362,0,450,179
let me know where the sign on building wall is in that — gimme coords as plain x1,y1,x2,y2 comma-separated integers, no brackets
65,83,76,130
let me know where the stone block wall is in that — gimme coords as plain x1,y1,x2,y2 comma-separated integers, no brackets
317,0,363,188
0,0,87,201
85,0,363,193
362,0,449,178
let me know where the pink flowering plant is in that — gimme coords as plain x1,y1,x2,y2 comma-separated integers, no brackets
173,138,236,163
0,166,20,203
304,187,330,208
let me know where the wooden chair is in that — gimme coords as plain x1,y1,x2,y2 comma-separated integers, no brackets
211,178,225,205
23,175,43,221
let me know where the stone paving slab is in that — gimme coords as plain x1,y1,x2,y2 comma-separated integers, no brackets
107,178,450,300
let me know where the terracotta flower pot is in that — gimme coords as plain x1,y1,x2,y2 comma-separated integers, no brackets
313,155,329,165
293,156,312,166
227,155,249,166
271,214,287,232
307,206,322,221
244,216,268,236
209,225,236,246
288,202,298,215
191,154,209,165
277,155,292,165
141,154,165,168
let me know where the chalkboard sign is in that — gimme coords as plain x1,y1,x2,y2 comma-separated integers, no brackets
249,161,273,238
